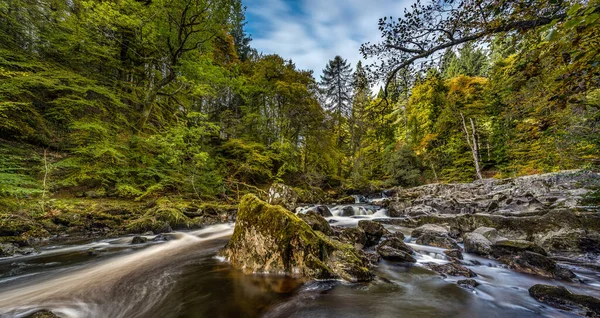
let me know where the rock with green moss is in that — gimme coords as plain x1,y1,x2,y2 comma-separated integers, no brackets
337,196,356,204
529,284,600,317
298,211,333,235
221,194,373,282
25,310,60,318
127,207,191,234
491,239,548,256
338,227,367,248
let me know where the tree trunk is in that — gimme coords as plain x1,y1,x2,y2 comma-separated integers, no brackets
460,113,483,180
431,162,439,183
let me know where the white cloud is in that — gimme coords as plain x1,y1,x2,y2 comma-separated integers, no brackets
244,0,415,80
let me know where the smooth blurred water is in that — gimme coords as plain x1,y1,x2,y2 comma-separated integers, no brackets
0,215,598,318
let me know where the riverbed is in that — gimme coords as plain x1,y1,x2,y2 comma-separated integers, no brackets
1,205,599,318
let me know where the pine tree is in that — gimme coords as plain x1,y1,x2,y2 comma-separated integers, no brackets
441,44,489,78
350,61,371,155
230,2,252,61
320,56,353,122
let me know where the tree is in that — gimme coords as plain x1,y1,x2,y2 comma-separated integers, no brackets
350,61,371,155
320,56,353,148
229,2,253,61
360,0,594,94
442,43,489,78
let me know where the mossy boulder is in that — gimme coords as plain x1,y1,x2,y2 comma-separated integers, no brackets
127,207,192,234
491,239,548,256
337,196,356,204
298,211,333,235
338,227,368,248
529,284,600,317
0,215,33,236
221,194,373,282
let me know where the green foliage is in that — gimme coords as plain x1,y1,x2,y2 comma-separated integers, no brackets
0,142,42,197
0,0,598,202
384,145,422,187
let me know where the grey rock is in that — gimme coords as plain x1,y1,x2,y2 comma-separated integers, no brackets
131,236,148,244
457,279,480,288
463,233,492,255
412,224,459,249
444,249,464,260
424,262,477,277
339,206,356,217
529,284,600,317
358,220,387,247
473,227,505,243
0,243,18,257
376,238,416,263
267,183,299,211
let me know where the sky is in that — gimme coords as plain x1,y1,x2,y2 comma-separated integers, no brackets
243,0,414,80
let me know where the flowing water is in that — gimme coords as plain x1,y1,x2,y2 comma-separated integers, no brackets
1,203,599,318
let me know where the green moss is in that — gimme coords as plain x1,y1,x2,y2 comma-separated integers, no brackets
127,206,194,233
225,194,372,282
337,196,355,204
198,202,237,216
582,188,600,205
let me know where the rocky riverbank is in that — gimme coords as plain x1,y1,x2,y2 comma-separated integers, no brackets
224,170,600,317
0,197,237,257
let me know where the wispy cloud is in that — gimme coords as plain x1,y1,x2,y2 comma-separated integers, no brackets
243,0,414,79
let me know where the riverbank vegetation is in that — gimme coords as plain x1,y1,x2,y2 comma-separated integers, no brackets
0,0,598,216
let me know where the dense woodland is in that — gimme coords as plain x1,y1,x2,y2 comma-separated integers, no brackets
0,0,599,201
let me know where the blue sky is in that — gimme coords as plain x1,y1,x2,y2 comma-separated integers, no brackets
243,0,414,79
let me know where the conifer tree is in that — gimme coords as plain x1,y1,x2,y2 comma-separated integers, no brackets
320,56,353,145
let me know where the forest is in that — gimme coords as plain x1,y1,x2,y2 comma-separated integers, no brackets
1,1,600,317
0,0,599,202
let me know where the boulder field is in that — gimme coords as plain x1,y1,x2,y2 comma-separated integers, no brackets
379,170,600,256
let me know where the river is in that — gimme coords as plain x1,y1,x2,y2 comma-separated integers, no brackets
1,203,599,317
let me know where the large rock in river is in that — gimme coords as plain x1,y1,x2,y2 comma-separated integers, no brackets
529,284,600,317
222,195,373,282
298,211,333,235
463,232,492,255
376,238,416,263
358,220,387,247
411,224,459,249
490,240,576,280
